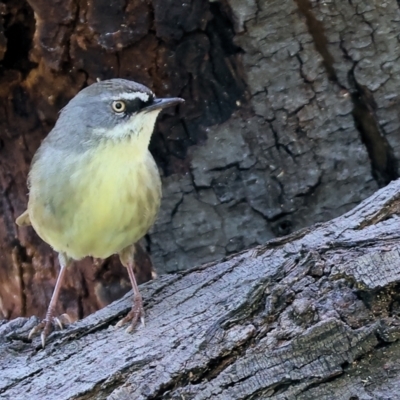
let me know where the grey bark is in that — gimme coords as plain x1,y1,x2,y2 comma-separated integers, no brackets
2,179,400,399
150,0,400,274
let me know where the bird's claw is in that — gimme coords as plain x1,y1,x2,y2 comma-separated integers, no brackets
28,314,72,347
116,298,145,333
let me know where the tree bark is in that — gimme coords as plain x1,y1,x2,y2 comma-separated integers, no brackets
2,179,400,399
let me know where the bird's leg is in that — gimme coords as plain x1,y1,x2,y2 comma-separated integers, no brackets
28,252,72,347
116,245,145,332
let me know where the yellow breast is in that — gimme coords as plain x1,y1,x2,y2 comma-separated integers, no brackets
28,138,162,260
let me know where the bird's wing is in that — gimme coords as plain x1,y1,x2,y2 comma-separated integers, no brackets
16,210,31,226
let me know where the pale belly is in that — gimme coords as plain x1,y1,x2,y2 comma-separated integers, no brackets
28,146,162,260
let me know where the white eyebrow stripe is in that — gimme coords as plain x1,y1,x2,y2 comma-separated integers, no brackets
110,92,152,102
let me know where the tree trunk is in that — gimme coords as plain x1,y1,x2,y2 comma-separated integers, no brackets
2,179,400,399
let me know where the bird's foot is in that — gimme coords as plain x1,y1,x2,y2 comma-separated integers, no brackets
28,314,72,348
116,295,145,333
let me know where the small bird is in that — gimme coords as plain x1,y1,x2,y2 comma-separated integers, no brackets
16,78,184,347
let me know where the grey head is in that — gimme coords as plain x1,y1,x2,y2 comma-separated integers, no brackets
46,78,184,151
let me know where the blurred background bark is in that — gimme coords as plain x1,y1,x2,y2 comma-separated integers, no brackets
0,0,399,321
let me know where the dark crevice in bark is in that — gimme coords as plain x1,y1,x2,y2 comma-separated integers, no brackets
0,0,36,76
77,269,89,320
144,233,152,255
348,69,399,187
203,0,247,123
295,0,399,188
270,213,295,237
12,246,27,318
294,0,337,82
170,195,184,219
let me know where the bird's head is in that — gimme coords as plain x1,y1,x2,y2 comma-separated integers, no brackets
55,79,184,149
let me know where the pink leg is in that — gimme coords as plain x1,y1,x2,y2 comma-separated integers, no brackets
29,252,71,347
117,245,145,332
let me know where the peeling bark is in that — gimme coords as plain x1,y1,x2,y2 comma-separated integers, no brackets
2,180,400,399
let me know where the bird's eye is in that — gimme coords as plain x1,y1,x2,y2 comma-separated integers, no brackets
111,100,126,113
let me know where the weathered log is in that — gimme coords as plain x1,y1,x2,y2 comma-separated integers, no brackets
2,179,400,399
3,0,400,323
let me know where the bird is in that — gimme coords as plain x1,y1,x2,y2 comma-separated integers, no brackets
16,78,184,347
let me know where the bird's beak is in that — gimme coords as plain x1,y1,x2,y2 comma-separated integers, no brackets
144,97,185,112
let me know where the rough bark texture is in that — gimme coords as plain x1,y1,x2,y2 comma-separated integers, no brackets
1,0,400,326
2,178,400,399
